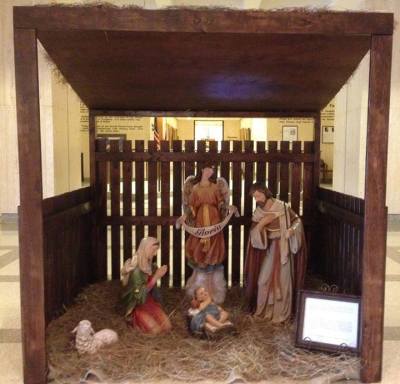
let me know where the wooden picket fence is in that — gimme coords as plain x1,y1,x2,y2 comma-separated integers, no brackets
93,139,316,288
40,153,367,323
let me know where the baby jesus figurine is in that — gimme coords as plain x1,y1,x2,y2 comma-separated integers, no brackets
188,286,234,335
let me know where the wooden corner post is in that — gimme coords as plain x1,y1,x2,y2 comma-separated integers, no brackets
313,112,321,192
89,110,96,186
89,110,97,282
361,34,392,383
309,112,321,272
14,28,47,384
89,111,108,281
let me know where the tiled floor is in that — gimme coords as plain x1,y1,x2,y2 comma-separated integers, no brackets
0,222,23,383
1,221,400,383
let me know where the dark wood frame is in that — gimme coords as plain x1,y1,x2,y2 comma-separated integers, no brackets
13,7,392,384
295,289,361,353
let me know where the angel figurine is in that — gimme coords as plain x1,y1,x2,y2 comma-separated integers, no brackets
176,163,238,304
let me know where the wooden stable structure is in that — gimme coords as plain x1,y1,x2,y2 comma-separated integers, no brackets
13,6,392,384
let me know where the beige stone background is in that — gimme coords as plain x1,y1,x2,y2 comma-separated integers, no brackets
0,0,399,214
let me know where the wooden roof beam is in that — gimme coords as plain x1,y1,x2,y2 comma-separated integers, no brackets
90,110,319,118
14,6,393,35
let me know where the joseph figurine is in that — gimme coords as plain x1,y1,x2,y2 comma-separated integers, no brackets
244,182,307,323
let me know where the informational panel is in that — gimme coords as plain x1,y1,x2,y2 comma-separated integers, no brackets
78,102,152,179
302,297,359,348
320,102,335,173
79,103,150,140
322,126,334,143
194,120,223,142
296,290,361,353
321,102,335,130
267,102,335,172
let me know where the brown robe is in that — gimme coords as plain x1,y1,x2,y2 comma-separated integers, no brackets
244,199,307,321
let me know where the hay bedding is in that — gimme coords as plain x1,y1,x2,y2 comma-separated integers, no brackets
47,281,359,384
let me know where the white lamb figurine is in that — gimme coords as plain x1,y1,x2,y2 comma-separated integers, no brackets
72,320,118,354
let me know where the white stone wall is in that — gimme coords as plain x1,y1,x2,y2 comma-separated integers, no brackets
0,1,26,214
330,0,400,213
1,1,61,213
383,2,400,214
38,41,55,199
51,79,84,196
332,53,370,198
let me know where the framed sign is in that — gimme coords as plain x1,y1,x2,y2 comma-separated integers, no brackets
322,126,334,143
194,120,224,142
295,290,361,353
97,134,126,151
282,125,298,141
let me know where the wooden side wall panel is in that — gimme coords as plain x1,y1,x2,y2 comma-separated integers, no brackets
315,187,364,295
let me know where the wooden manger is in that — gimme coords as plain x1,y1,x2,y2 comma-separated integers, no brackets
13,6,392,384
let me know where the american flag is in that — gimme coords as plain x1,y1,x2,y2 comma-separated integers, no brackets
153,118,161,150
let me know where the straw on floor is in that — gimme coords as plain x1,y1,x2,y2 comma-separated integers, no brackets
46,281,359,383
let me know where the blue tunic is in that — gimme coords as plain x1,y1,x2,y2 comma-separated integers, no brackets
190,303,220,333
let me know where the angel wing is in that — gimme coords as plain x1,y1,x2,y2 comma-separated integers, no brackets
182,175,197,226
216,177,230,219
